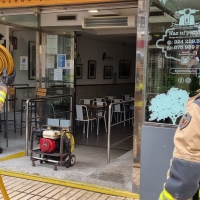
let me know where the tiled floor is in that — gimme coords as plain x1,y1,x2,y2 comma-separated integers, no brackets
0,175,139,200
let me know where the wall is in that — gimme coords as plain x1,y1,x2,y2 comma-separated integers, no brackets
12,30,36,87
140,125,175,200
77,36,136,85
12,30,36,110
0,26,36,110
76,83,134,103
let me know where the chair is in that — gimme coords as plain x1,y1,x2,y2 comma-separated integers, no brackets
79,99,93,105
93,98,106,102
111,99,130,126
105,96,116,101
122,94,133,101
79,99,94,116
20,88,47,135
75,105,97,139
93,101,107,135
122,94,134,109
48,103,56,118
105,96,116,105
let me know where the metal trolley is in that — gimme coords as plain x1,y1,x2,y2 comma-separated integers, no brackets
30,125,75,171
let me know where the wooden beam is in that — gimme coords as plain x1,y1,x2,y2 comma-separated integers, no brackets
0,0,122,9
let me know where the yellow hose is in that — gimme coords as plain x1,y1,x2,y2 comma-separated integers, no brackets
0,173,10,200
0,45,14,76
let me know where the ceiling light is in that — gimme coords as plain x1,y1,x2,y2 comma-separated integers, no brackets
2,18,5,20
88,10,98,13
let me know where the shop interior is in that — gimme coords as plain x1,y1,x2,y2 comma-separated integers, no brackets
0,5,136,151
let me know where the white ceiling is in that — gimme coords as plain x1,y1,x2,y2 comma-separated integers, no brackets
1,2,138,46
42,7,137,46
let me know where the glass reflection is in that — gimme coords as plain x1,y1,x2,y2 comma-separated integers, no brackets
146,0,200,125
0,14,38,27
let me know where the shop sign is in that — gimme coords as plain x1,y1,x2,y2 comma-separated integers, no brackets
0,0,114,8
156,8,200,65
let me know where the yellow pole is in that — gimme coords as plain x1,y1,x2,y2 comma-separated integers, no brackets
0,174,10,200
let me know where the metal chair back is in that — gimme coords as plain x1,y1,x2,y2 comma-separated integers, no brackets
76,105,88,121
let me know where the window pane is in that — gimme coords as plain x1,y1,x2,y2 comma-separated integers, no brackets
45,34,74,89
146,0,200,125
0,14,38,27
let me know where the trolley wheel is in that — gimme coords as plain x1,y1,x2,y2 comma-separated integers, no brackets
40,160,43,164
70,155,76,166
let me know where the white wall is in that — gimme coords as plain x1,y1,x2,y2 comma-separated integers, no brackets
0,26,36,86
12,30,36,87
77,36,136,85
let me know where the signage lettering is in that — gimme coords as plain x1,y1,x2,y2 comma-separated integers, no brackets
0,0,112,7
156,8,200,64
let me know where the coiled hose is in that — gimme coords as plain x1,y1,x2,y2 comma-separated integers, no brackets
0,44,15,109
0,44,14,76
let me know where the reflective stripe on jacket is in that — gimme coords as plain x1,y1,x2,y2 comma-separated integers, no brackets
159,189,174,200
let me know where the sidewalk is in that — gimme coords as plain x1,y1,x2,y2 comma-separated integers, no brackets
0,175,139,200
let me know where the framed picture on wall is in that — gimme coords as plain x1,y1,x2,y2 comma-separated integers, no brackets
119,60,131,79
28,41,36,80
103,66,113,79
88,60,96,79
76,64,83,79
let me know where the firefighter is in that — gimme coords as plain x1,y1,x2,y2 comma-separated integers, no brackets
159,91,200,200
0,44,15,154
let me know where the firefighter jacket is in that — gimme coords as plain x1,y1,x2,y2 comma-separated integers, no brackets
159,94,200,200
173,94,200,163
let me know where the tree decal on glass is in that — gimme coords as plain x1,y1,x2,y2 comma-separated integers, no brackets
149,88,189,124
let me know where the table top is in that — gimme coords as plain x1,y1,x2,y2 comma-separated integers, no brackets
53,103,70,106
80,104,107,109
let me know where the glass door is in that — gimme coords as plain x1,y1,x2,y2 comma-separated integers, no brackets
44,33,75,129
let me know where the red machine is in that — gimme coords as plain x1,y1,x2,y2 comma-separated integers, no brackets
30,125,75,170
40,138,57,153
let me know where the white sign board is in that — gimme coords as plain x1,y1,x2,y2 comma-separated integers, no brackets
20,56,28,70
46,35,58,54
46,55,55,68
54,69,63,81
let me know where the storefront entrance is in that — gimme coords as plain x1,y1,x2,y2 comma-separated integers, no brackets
0,1,139,195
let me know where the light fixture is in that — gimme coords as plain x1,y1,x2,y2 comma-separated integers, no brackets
88,10,98,13
2,18,5,20
33,8,40,16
